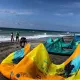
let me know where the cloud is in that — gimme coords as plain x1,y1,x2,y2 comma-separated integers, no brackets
53,12,74,16
71,2,80,8
15,11,34,15
54,13,62,16
57,2,80,15
0,9,34,15
67,13,74,16
60,2,80,9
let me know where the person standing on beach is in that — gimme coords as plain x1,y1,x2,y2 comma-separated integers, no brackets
11,32,14,42
16,32,19,42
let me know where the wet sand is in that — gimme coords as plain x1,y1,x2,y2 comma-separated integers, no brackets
0,40,70,80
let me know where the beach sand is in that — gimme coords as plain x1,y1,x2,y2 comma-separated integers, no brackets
0,40,70,80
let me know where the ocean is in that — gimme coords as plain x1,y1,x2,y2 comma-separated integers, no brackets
0,28,75,42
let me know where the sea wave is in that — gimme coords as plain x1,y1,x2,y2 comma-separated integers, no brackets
0,33,72,42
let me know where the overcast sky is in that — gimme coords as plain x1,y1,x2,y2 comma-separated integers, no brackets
0,0,80,31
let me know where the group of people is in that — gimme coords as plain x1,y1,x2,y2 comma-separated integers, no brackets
11,32,19,42
11,32,27,48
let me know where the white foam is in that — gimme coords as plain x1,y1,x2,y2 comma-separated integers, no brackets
0,33,71,42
